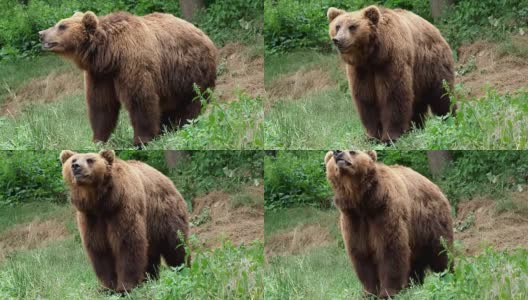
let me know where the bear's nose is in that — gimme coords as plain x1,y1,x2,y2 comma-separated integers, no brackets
72,162,80,170
38,31,45,40
333,150,343,158
332,38,340,46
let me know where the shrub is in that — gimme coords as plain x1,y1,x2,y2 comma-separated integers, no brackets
0,151,66,206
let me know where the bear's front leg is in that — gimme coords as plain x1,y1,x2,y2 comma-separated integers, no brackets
107,213,148,292
117,76,161,146
349,65,383,140
85,72,121,143
376,239,411,298
375,65,413,143
77,213,117,290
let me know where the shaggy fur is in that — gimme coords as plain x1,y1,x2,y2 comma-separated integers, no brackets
40,12,218,145
328,6,455,142
325,150,453,298
60,150,189,292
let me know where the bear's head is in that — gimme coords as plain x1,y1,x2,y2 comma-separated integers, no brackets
38,11,99,55
60,150,114,186
327,6,380,58
325,150,377,181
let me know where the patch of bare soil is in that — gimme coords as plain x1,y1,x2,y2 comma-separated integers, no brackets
265,224,333,257
266,68,335,102
0,69,83,116
215,42,264,101
190,186,264,248
455,193,528,255
456,36,528,97
0,219,69,261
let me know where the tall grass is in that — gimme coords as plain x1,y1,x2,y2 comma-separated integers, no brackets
264,51,528,150
0,93,263,150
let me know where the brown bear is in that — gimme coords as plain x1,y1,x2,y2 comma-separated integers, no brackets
40,12,218,145
327,6,455,142
325,150,453,298
60,150,190,292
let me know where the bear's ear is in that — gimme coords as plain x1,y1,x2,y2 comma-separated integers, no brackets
60,150,75,164
82,11,98,33
364,5,380,25
99,150,115,165
324,151,334,164
327,7,345,23
365,150,377,161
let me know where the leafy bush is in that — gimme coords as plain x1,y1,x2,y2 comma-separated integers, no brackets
265,0,527,53
0,151,66,206
264,0,430,53
171,151,264,209
195,0,263,46
438,151,528,208
437,0,528,50
147,239,264,299
264,151,332,209
0,0,261,60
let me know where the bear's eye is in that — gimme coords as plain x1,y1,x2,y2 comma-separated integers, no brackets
86,158,94,164
349,25,357,31
58,24,67,31
348,150,357,155
335,25,341,31
72,159,77,163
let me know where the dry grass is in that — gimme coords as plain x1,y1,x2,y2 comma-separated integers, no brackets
455,193,528,255
0,219,69,261
266,68,335,102
215,42,264,101
456,37,528,97
1,69,83,116
265,224,333,257
190,186,264,248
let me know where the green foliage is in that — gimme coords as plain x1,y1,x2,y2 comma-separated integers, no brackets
397,89,528,150
437,151,528,208
437,0,528,50
171,151,264,209
264,151,332,209
0,0,261,60
194,0,263,46
146,239,264,300
377,150,430,177
0,151,66,206
264,0,430,53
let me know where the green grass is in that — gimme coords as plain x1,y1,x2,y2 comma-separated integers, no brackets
0,201,264,299
265,51,528,150
0,89,263,150
265,207,528,300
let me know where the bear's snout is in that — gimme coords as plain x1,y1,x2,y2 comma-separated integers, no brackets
72,162,82,173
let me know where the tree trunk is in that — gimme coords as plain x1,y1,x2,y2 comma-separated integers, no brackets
430,0,454,19
164,151,190,169
179,0,205,21
427,150,452,177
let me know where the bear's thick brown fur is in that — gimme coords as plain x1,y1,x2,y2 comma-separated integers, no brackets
325,150,453,298
328,6,455,142
60,150,190,292
40,12,218,145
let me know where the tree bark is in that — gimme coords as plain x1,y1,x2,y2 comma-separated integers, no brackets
164,151,190,169
179,0,205,21
427,150,452,177
430,0,454,19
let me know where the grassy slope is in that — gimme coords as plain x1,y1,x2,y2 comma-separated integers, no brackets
0,198,264,299
264,48,528,150
264,207,528,300
0,48,263,150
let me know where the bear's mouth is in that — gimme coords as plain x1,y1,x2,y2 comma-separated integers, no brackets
335,157,352,168
42,42,58,50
